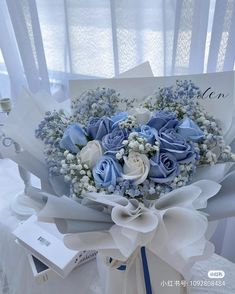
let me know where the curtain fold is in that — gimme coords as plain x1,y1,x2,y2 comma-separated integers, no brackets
6,0,50,94
223,0,235,70
110,0,120,76
0,0,25,99
188,0,210,73
207,0,235,72
0,0,235,261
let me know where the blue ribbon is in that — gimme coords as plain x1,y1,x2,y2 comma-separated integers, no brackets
111,246,152,294
140,247,153,294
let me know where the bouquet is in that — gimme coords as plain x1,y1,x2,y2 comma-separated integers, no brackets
4,77,235,294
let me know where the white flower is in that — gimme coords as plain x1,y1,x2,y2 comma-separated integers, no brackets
80,140,103,168
66,153,74,161
130,108,151,124
122,152,150,185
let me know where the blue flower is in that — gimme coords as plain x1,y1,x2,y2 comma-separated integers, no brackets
159,128,196,163
87,116,113,140
147,111,178,131
60,124,87,153
177,118,204,142
149,152,179,183
93,155,122,187
102,128,128,154
111,112,128,128
136,125,158,144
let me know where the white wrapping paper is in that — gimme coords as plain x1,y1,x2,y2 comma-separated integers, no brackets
38,194,112,223
31,180,221,294
203,170,235,220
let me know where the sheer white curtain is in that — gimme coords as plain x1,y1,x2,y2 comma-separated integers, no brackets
0,0,235,260
1,0,235,99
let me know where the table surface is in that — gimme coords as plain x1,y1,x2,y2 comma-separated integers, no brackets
0,159,235,294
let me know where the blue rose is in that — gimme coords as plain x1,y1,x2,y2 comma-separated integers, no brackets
111,112,128,128
102,128,128,154
93,155,122,187
87,116,113,140
177,118,204,142
160,128,196,163
60,124,87,154
149,152,179,183
147,111,178,131
136,125,158,144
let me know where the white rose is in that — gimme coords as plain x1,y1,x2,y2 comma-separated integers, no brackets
130,108,151,124
80,140,103,168
122,152,150,185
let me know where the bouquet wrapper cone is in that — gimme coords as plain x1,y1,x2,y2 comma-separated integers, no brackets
38,182,221,294
97,249,187,294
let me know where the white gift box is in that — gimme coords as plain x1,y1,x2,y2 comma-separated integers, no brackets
13,215,97,278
